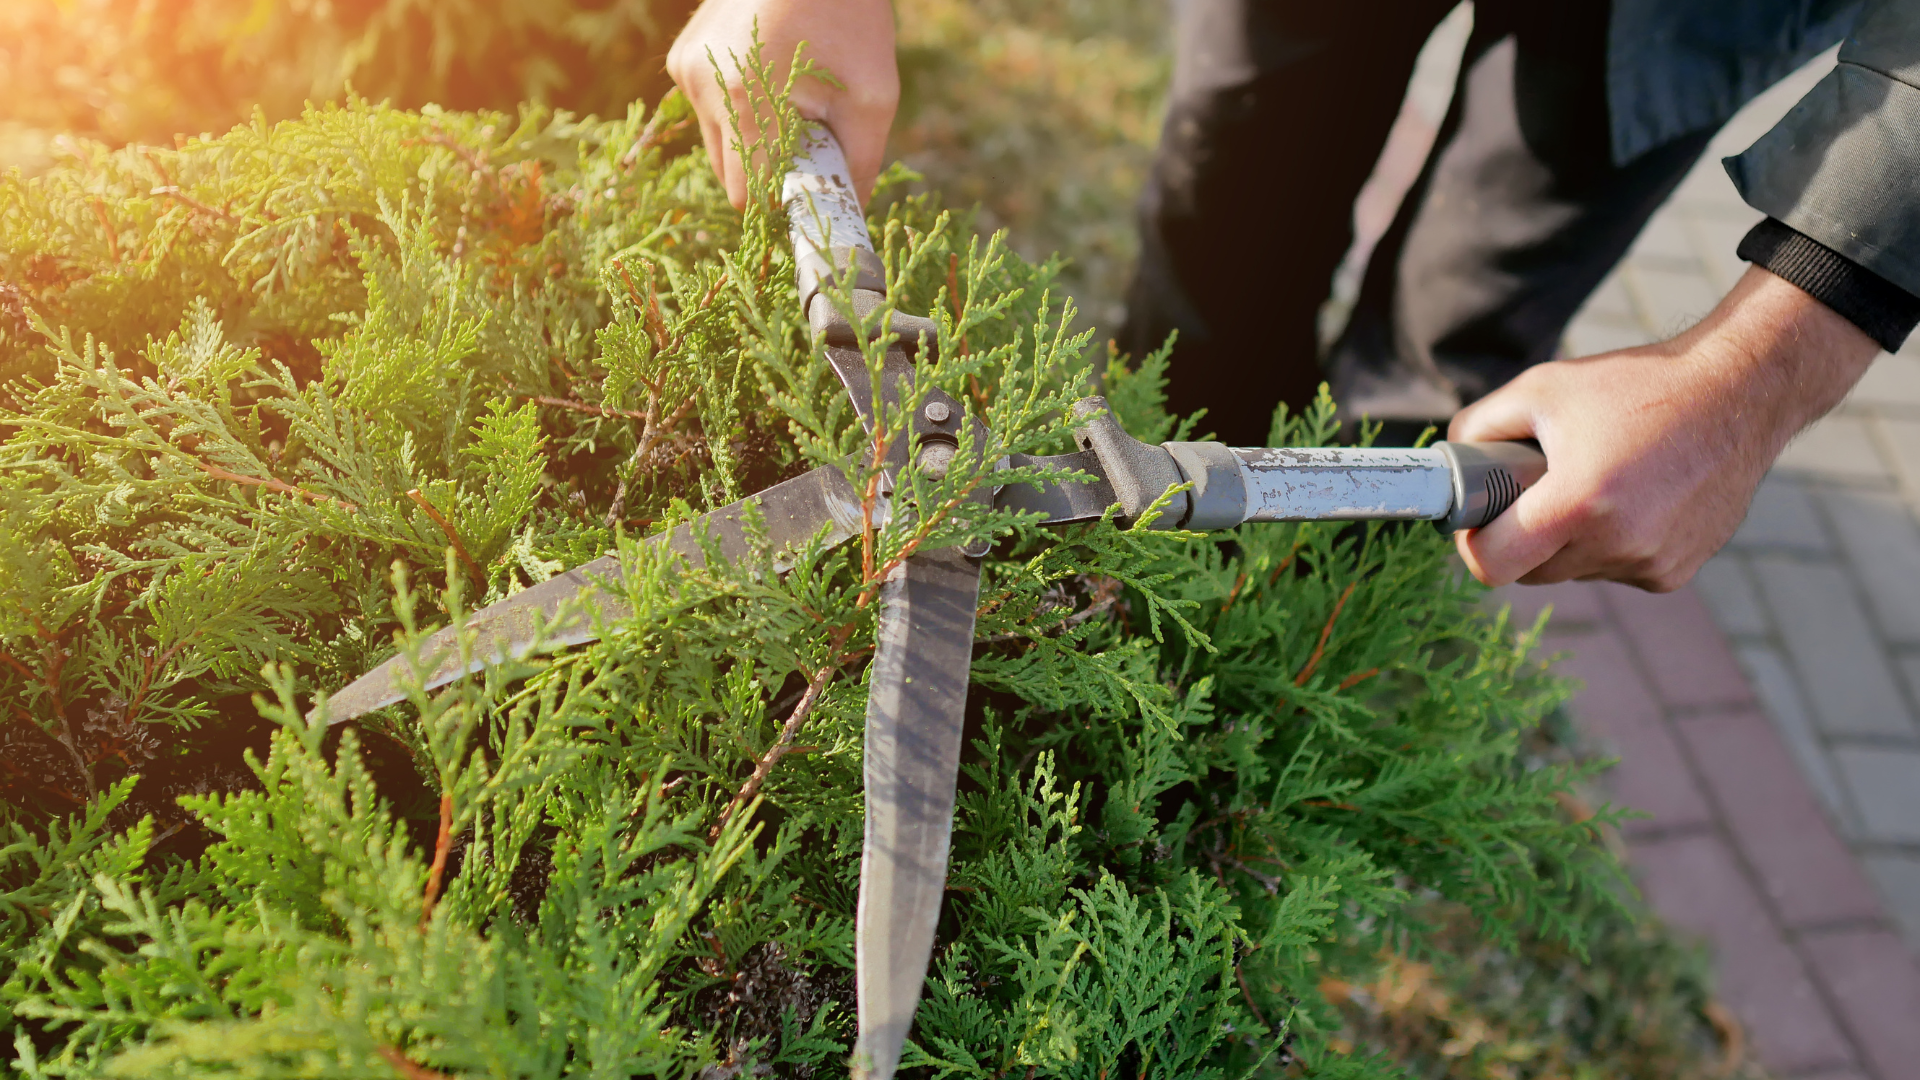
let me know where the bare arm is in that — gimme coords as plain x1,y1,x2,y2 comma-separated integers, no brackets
1449,264,1882,591
666,0,899,210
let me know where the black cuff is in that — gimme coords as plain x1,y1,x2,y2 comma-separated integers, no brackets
1737,218,1920,353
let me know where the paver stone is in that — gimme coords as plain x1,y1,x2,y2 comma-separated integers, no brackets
1816,488,1920,645
1799,927,1920,1080
1546,630,1715,833
1832,748,1920,844
1677,709,1882,928
1629,832,1858,1074
1604,585,1754,709
1750,557,1916,738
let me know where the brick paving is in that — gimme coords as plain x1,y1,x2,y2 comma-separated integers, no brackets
1353,13,1920,1076
1500,583,1920,1078
1569,48,1920,930
1518,42,1920,1080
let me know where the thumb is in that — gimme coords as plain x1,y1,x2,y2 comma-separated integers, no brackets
1447,376,1569,585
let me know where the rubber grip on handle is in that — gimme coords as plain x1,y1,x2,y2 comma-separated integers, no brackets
783,124,885,307
1434,440,1547,533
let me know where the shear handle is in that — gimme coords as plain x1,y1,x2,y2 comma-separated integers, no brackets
784,123,887,309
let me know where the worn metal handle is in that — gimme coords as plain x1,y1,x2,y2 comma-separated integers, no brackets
1070,396,1547,532
1221,440,1546,531
783,123,886,309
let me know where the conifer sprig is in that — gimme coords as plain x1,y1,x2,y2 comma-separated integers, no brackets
0,62,1618,1077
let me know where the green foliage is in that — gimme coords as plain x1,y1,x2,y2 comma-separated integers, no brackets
0,0,691,153
1,69,1620,1078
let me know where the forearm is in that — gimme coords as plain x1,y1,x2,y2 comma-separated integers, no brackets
1689,264,1883,445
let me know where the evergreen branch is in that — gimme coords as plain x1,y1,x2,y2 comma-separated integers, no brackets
1294,581,1357,687
523,395,646,420
149,186,238,224
419,792,454,931
709,624,853,841
406,488,486,589
1235,962,1269,1031
379,1045,454,1080
198,460,357,510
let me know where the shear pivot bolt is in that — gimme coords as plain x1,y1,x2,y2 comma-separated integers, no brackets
923,401,952,424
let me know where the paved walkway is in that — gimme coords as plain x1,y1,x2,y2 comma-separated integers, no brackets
1500,580,1920,1078
1353,15,1920,1077
1570,48,1920,961
1538,41,1920,1080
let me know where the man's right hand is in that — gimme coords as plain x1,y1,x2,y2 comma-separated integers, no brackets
666,0,899,211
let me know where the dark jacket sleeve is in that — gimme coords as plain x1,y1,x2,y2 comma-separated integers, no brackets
1724,0,1920,298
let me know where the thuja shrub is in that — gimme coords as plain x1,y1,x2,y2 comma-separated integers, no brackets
0,77,1621,1078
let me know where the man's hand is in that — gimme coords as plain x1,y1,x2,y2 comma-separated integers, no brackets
1450,265,1881,591
667,0,898,210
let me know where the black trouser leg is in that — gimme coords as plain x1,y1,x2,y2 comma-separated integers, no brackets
1118,0,1457,447
1328,0,1714,428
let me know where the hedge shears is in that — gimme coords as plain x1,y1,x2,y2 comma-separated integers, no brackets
319,126,1545,1080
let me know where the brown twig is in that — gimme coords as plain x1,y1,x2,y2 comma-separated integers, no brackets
1265,539,1306,587
379,1045,454,1080
523,395,646,420
601,393,700,528
1235,963,1270,1031
121,639,190,727
1336,667,1380,691
6,635,93,799
854,474,991,611
90,199,120,263
1293,581,1356,687
406,489,487,590
709,628,853,841
0,649,34,682
419,792,453,931
1221,570,1249,614
149,185,236,223
199,460,358,511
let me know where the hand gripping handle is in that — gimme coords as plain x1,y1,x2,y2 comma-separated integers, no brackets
1433,439,1547,532
783,123,887,309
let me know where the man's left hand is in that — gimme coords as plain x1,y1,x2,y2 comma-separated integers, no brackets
1449,265,1882,591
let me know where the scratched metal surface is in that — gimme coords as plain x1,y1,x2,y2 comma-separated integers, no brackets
785,125,874,258
1233,446,1453,521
